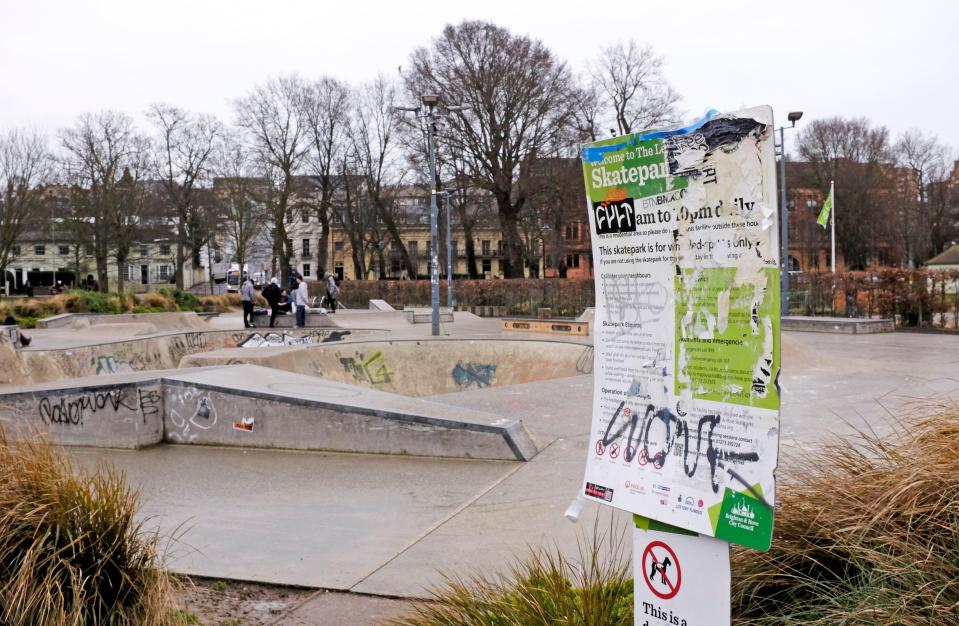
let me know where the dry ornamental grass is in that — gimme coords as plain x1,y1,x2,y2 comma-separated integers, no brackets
0,429,180,625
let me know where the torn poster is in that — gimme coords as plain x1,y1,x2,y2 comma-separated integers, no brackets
580,106,780,551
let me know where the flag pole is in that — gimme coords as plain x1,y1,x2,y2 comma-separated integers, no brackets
830,180,836,273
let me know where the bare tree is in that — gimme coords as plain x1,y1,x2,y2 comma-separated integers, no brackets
302,77,351,275
349,75,415,278
925,155,959,257
147,103,221,289
797,117,895,269
0,130,52,291
570,82,604,144
234,76,310,276
212,135,266,290
60,111,149,292
407,20,575,278
590,40,681,136
896,129,952,266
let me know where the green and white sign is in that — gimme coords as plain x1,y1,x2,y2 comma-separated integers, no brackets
580,106,780,551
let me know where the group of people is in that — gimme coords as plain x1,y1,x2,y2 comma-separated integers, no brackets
240,271,341,329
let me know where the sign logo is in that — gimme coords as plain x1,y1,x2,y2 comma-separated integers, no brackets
584,482,614,502
642,540,682,600
592,198,637,235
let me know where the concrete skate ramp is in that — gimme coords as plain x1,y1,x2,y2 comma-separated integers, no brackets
38,311,216,331
0,365,537,460
15,328,376,383
181,339,595,397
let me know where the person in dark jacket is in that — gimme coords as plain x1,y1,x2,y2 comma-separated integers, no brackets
262,277,282,327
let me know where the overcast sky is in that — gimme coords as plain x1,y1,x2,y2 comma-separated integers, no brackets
1,0,956,154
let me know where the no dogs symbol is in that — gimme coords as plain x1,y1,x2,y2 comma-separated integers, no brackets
642,540,682,600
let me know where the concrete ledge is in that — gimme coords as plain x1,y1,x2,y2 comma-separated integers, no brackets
404,307,454,324
502,319,590,336
0,375,165,448
0,364,539,461
163,366,537,461
782,316,895,334
369,299,395,311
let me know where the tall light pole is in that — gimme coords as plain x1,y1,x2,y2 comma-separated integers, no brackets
395,96,468,336
443,189,455,309
777,110,803,318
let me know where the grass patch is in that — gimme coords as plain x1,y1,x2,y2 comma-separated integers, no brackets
391,521,632,626
0,428,181,624
731,411,959,624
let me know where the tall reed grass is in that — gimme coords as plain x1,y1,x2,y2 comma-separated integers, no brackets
0,429,179,625
732,411,959,624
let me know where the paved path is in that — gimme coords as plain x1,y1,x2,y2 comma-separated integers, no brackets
60,320,959,624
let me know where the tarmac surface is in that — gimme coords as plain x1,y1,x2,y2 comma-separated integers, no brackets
43,310,959,624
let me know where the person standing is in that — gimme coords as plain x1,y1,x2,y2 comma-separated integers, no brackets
262,277,281,327
240,275,256,328
293,277,309,328
324,273,340,313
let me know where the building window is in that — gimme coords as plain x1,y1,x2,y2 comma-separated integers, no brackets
303,263,311,277
286,239,293,254
408,241,418,256
157,265,171,281
481,240,491,256
566,254,580,268
84,244,94,256
451,240,458,259
11,246,20,257
482,259,492,274
565,223,580,241
301,209,309,223
125,265,134,281
34,245,45,256
159,244,171,256
334,240,344,253
140,245,148,256
58,245,69,256
302,238,311,257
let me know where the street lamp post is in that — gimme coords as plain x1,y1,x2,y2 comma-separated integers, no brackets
395,95,468,337
777,110,803,318
443,189,455,309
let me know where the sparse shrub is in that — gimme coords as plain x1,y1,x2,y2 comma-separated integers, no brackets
157,288,199,312
138,291,177,312
0,428,180,624
196,294,241,312
392,521,632,626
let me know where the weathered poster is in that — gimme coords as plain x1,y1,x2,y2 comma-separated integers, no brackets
580,106,780,550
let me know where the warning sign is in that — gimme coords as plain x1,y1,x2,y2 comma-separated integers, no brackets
634,522,730,625
642,541,681,599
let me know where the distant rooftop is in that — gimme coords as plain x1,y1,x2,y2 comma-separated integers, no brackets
926,244,959,266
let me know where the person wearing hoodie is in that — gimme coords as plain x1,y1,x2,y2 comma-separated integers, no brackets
240,275,256,328
262,277,282,327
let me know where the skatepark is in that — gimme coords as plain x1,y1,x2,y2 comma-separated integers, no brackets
0,306,957,623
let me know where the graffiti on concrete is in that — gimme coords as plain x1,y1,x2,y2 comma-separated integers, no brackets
137,388,162,423
451,362,497,389
91,355,135,375
38,388,137,427
168,333,209,364
169,391,218,442
238,330,334,348
339,350,393,385
576,346,595,374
